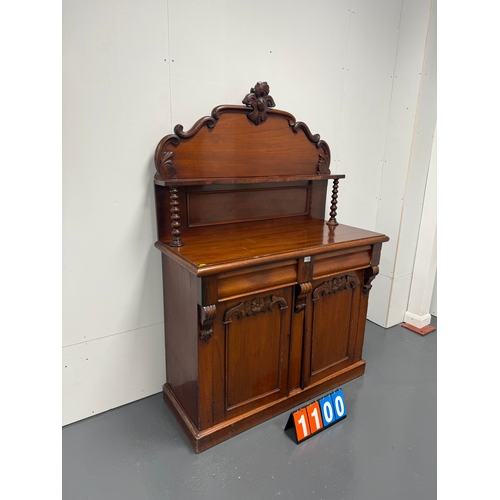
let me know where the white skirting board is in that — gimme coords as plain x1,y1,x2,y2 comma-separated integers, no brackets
403,311,432,329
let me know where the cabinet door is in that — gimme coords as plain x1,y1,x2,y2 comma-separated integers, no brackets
212,287,292,423
302,271,363,387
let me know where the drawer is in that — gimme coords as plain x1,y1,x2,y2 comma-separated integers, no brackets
218,260,298,300
313,246,371,279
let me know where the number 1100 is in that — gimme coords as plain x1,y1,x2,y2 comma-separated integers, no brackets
292,389,346,442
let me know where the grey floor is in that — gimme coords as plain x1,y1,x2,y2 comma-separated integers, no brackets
62,317,437,500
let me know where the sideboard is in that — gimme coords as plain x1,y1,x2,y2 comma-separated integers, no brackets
153,82,389,452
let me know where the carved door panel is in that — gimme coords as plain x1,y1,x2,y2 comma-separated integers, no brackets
302,271,363,388
212,287,292,424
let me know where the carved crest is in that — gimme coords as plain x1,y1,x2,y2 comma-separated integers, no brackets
154,81,332,182
242,82,276,125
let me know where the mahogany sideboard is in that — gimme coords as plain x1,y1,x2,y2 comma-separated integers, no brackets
153,82,389,452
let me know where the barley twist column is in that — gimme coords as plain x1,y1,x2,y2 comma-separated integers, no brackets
169,186,184,247
326,178,339,226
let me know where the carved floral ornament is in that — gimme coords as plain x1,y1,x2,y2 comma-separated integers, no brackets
242,81,276,125
223,295,288,324
313,275,359,301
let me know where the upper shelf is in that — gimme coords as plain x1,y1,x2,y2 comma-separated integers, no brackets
154,174,345,187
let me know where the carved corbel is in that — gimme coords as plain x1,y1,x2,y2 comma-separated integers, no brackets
317,141,331,174
363,266,379,295
199,304,217,341
155,135,180,181
295,282,312,313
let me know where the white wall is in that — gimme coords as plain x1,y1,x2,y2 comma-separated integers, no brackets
404,125,437,328
63,0,436,425
430,275,437,317
367,0,437,327
62,0,169,425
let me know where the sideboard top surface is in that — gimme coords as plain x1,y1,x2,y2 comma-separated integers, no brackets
155,216,388,276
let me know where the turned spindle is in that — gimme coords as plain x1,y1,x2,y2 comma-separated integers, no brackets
169,186,184,247
326,178,340,226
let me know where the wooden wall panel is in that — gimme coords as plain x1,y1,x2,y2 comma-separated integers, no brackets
187,186,309,227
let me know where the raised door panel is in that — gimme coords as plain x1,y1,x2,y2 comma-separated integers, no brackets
213,288,292,423
303,271,363,387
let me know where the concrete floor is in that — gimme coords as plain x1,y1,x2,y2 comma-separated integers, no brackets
62,318,437,500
